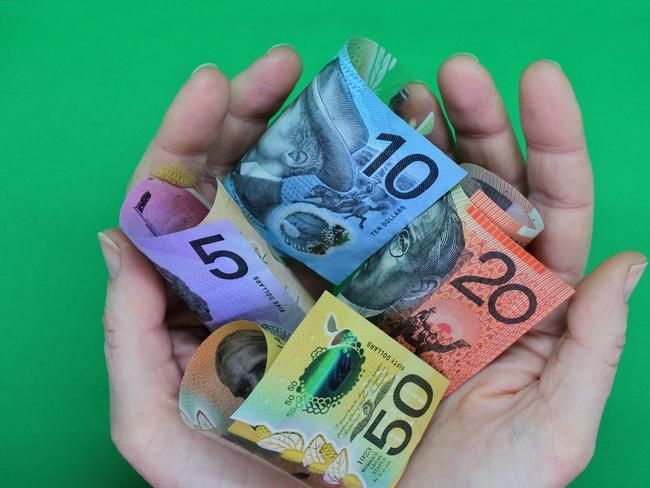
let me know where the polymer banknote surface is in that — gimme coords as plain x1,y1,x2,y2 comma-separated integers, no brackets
179,320,287,433
120,163,313,331
224,38,466,284
115,37,581,487
180,293,448,487
338,183,573,394
459,163,543,247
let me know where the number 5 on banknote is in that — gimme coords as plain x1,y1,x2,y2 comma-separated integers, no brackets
120,167,313,332
189,234,249,280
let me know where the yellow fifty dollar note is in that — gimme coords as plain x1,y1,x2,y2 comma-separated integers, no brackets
229,292,448,488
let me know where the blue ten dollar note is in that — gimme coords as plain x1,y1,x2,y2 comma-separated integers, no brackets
224,38,466,284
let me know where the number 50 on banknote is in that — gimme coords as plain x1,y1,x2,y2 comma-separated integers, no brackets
180,293,449,488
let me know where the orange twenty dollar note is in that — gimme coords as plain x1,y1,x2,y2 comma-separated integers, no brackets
339,184,574,394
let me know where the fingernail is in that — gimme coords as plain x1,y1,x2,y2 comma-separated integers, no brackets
409,80,430,90
543,59,562,70
191,63,218,77
452,52,479,62
98,232,120,280
624,261,647,302
267,43,293,53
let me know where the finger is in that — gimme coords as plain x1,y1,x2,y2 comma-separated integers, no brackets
130,66,231,190
438,54,527,191
522,61,593,286
396,82,453,155
99,230,299,487
99,229,180,432
206,45,302,178
540,252,646,448
169,327,210,372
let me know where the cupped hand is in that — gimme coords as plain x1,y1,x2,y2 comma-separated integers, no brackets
399,56,646,487
101,46,306,488
98,47,646,488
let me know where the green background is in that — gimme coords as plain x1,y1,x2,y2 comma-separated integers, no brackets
1,1,648,486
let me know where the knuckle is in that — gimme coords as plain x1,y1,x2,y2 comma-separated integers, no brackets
601,328,627,370
102,309,125,351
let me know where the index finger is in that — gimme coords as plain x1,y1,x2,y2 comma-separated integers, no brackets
521,61,594,287
129,66,231,192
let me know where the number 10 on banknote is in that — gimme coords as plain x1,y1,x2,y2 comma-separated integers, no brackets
224,38,466,284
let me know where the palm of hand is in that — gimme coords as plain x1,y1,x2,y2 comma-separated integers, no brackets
103,47,642,488
405,314,581,487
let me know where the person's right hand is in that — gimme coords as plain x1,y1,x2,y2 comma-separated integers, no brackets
398,55,646,487
100,46,308,487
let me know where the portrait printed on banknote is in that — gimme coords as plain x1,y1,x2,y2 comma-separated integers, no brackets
339,192,466,317
215,328,268,399
179,321,286,434
224,39,466,284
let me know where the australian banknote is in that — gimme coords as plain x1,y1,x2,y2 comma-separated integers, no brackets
459,163,543,246
120,162,313,332
224,38,466,284
338,182,574,394
179,319,287,434
180,293,449,488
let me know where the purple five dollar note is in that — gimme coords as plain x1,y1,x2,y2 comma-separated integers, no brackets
120,176,306,333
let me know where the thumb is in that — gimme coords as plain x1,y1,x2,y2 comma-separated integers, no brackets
100,229,167,352
99,229,180,444
541,251,646,433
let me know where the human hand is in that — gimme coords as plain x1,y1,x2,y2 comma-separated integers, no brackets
99,46,646,488
100,46,307,487
398,55,646,487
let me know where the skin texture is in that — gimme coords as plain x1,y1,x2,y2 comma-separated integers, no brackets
100,47,646,487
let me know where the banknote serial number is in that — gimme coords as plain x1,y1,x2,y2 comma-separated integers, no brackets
450,251,538,324
363,133,439,200
189,234,248,280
